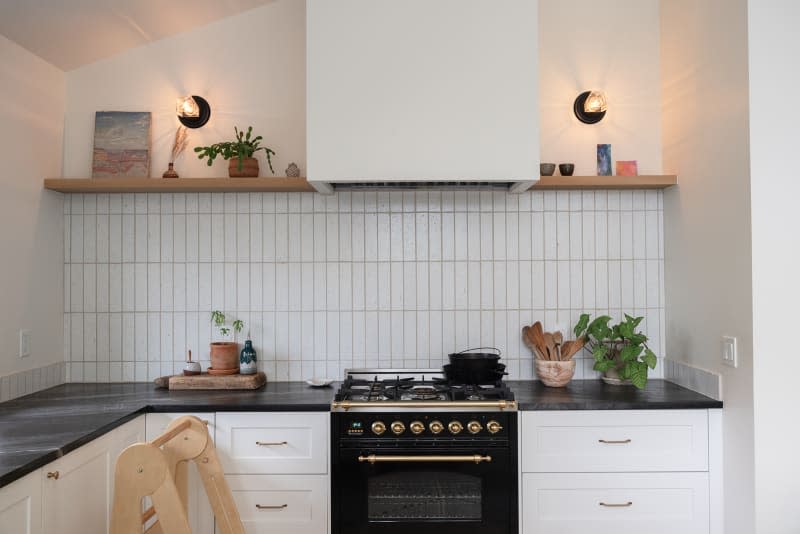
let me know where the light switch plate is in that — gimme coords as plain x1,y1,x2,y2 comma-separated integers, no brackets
19,330,31,358
722,335,737,368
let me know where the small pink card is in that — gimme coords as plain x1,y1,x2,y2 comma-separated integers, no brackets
616,160,638,176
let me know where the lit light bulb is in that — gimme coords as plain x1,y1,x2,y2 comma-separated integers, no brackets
176,96,200,118
583,91,608,113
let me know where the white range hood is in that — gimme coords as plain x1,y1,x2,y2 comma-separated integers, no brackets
306,0,539,194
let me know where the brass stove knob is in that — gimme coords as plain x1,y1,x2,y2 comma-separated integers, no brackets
448,421,463,434
429,420,444,434
409,421,425,435
391,421,406,435
467,421,483,434
371,421,386,435
486,420,503,434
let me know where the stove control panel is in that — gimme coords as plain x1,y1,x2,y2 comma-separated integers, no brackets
342,414,511,439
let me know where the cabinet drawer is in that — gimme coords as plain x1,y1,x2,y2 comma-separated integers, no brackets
215,413,329,474
226,475,328,534
522,473,709,534
520,410,708,472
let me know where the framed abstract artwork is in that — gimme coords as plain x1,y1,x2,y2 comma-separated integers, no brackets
616,160,639,176
92,111,151,178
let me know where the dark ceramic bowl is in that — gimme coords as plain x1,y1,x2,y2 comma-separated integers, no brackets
540,163,556,176
559,163,575,176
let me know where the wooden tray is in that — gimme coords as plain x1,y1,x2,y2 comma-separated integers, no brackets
155,372,267,390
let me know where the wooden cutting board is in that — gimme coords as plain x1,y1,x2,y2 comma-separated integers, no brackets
155,372,267,390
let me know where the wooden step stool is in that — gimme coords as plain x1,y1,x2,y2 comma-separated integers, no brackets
110,415,244,534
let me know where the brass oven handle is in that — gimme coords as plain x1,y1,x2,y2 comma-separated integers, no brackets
256,441,288,446
599,501,633,508
358,454,492,464
256,504,288,510
598,439,632,444
333,400,517,411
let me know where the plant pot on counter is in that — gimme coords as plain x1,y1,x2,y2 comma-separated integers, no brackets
210,342,240,372
229,157,259,177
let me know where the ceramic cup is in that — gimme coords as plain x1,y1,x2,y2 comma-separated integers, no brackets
540,163,556,176
559,163,575,176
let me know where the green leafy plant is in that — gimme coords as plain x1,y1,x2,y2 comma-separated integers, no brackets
211,310,244,341
573,313,658,389
194,126,275,173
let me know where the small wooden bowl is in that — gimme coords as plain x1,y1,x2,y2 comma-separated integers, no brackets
534,359,576,387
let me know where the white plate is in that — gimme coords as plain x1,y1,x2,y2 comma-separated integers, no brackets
306,378,335,387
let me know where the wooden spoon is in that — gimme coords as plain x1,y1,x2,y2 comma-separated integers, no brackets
561,337,585,360
553,331,563,360
522,326,536,353
543,332,556,361
532,322,546,359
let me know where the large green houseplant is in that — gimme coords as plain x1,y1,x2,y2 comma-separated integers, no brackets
573,313,658,389
194,126,275,177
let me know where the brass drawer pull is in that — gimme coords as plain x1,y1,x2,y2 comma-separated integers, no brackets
598,439,631,444
599,501,633,508
46,471,60,480
256,504,288,510
256,441,288,446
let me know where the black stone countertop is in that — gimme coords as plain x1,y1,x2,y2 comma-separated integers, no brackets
0,379,720,489
508,379,723,410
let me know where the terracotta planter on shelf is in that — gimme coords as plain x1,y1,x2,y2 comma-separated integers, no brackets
210,342,240,371
228,157,259,177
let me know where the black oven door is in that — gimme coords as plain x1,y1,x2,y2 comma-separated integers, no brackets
334,446,515,534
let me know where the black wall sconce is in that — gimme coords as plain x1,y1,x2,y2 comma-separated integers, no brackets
176,95,211,128
573,90,607,124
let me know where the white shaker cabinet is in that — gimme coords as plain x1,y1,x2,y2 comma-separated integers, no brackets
41,416,144,534
0,470,42,534
519,410,722,534
215,412,330,534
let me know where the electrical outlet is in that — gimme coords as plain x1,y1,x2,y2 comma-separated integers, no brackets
721,336,737,368
19,330,31,358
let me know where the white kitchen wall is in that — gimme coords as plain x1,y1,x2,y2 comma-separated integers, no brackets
660,0,752,531
63,189,665,382
539,0,663,175
0,34,66,388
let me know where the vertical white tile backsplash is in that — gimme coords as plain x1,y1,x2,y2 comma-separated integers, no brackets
61,190,665,382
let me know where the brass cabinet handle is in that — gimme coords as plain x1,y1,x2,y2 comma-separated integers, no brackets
256,504,288,510
46,471,60,480
598,439,631,444
256,441,288,446
599,501,633,508
358,455,492,464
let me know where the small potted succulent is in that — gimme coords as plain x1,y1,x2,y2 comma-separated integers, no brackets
573,313,658,389
194,126,276,178
210,311,244,373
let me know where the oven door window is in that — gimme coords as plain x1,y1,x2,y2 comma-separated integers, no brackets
368,471,482,521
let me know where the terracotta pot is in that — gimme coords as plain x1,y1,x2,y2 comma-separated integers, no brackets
210,342,240,371
534,359,576,387
229,157,259,177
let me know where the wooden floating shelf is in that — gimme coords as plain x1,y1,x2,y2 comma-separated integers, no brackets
532,175,677,190
43,177,316,193
43,175,676,193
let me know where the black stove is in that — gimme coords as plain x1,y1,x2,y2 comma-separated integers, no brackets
331,368,518,534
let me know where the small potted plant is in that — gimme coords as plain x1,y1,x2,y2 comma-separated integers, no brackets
210,310,244,374
573,313,658,389
194,126,276,178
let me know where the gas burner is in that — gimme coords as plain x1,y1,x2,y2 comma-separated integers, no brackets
408,386,441,400
333,368,515,409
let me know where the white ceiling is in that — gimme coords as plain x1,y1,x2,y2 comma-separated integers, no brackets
0,0,274,71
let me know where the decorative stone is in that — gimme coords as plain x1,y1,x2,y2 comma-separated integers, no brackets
285,162,300,177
